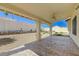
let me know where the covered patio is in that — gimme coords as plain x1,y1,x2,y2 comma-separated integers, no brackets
0,3,76,39
0,3,79,56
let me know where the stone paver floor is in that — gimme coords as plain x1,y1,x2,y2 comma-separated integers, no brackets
0,36,79,56
36,36,79,56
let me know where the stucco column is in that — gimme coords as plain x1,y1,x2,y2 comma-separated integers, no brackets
67,19,72,34
49,24,52,36
36,21,41,40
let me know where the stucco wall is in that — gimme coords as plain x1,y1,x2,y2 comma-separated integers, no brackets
69,9,79,47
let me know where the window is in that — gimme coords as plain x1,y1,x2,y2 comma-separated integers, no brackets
72,16,77,35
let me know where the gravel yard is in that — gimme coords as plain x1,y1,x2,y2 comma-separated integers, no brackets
0,33,37,53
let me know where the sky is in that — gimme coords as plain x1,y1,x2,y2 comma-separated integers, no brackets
0,11,67,28
0,11,36,24
52,20,67,27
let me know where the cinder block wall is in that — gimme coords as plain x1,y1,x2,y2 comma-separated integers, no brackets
0,17,20,32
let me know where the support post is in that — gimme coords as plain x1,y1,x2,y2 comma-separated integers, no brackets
36,21,41,40
66,19,72,34
49,24,52,36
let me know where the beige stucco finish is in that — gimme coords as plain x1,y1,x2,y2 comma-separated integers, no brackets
68,9,79,47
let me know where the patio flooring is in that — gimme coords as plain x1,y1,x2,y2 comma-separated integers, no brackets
36,36,79,56
0,35,79,56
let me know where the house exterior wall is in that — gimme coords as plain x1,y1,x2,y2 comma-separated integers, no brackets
69,9,79,47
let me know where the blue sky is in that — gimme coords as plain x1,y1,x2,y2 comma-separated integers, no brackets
0,11,36,24
0,11,67,28
52,20,67,27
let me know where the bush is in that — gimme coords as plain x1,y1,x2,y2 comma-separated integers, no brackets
53,32,63,36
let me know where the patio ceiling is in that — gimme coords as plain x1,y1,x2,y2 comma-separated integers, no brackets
0,3,78,24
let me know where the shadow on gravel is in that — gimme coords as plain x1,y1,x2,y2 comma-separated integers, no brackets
0,38,16,46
